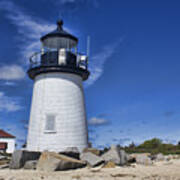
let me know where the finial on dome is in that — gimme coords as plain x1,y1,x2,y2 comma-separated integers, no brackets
57,19,63,30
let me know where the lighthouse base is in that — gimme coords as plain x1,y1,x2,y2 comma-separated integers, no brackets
27,72,88,152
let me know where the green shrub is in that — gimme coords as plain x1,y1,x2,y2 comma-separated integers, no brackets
122,138,180,155
138,138,162,149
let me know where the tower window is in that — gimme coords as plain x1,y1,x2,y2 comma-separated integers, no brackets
45,114,56,132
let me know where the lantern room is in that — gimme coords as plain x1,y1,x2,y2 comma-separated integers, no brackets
28,20,89,81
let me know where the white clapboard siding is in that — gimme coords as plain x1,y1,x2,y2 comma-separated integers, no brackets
27,72,88,152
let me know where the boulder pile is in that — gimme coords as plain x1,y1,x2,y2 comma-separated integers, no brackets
5,146,180,171
8,145,129,171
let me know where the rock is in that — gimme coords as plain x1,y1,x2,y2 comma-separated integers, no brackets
90,165,103,172
80,152,104,167
135,154,153,165
120,150,129,165
155,153,165,161
150,154,156,161
103,161,116,168
130,153,151,160
0,159,10,166
9,150,41,169
24,160,37,170
164,155,170,161
37,152,86,171
167,154,173,160
83,148,101,156
101,145,128,165
101,145,120,164
130,153,151,158
60,147,80,159
127,154,136,163
173,154,179,159
0,164,9,169
0,155,6,160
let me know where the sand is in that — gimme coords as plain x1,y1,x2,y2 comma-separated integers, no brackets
0,159,180,180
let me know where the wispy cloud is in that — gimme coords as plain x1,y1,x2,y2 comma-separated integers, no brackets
112,138,132,146
0,0,55,64
88,117,109,126
0,92,22,112
86,40,122,86
42,0,99,7
41,0,82,4
0,65,25,80
3,81,16,86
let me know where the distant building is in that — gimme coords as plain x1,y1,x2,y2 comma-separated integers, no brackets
0,130,15,154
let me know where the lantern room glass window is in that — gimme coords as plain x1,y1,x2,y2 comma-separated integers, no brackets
42,37,77,49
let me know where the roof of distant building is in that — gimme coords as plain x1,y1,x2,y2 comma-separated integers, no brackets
0,129,15,138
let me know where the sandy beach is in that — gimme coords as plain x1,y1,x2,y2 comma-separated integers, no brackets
0,159,180,180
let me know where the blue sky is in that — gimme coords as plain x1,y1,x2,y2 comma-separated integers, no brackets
0,0,180,148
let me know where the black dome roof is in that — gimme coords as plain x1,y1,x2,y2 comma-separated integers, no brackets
40,20,78,42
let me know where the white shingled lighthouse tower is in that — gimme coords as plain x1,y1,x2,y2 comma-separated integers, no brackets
27,20,90,152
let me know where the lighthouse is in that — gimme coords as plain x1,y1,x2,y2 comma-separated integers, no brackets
26,20,90,152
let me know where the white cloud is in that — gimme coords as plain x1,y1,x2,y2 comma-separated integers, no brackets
88,117,109,126
0,92,22,112
0,65,25,80
3,81,16,86
85,40,122,86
